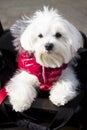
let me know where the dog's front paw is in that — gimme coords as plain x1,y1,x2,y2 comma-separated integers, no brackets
49,93,68,106
6,85,37,112
10,97,32,112
49,83,77,107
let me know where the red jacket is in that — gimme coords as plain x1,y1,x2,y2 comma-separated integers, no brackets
18,51,67,91
0,51,67,104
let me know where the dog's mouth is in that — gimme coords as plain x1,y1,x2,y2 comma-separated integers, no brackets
37,52,64,68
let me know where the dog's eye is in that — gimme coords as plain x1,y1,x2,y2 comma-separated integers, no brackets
38,34,43,38
55,32,62,38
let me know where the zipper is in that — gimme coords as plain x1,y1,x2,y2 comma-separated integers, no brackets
42,66,46,83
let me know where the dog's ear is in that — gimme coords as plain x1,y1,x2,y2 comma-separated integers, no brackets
80,31,87,49
10,16,30,51
11,16,29,39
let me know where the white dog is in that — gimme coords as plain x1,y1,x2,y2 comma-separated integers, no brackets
6,7,83,112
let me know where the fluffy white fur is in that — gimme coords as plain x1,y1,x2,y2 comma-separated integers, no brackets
6,7,83,112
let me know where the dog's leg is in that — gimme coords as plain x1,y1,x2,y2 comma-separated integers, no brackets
6,70,40,112
49,67,79,106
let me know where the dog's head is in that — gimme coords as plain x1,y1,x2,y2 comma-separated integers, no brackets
11,7,83,68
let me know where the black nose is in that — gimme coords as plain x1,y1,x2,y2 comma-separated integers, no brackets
45,43,54,51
